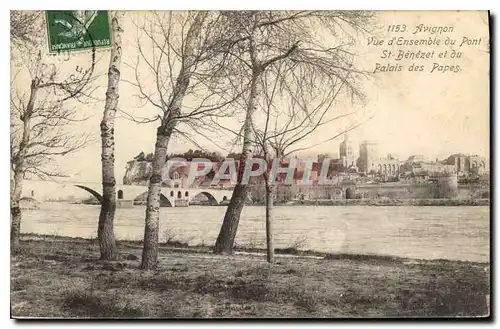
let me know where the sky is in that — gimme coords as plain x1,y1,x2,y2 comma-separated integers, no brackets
11,11,490,183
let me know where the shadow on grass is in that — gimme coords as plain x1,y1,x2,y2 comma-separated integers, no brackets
62,290,143,318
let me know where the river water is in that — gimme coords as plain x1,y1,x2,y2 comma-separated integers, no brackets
21,203,490,262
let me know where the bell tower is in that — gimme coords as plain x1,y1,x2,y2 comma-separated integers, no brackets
339,133,354,170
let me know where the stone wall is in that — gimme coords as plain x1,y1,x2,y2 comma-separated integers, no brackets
247,181,489,201
356,184,438,199
247,185,295,204
457,184,490,200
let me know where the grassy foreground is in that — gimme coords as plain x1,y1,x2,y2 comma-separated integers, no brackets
11,235,490,319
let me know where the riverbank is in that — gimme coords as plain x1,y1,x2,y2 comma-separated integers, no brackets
11,235,490,318
61,198,491,208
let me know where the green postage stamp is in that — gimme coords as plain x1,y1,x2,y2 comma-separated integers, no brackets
45,10,112,53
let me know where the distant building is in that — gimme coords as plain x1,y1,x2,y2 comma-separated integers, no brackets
444,154,489,175
420,162,456,175
357,141,402,177
373,154,403,178
469,155,489,175
407,154,425,163
358,140,378,174
339,133,356,170
19,196,40,210
398,154,456,184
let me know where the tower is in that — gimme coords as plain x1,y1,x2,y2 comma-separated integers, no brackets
339,133,355,170
359,140,378,174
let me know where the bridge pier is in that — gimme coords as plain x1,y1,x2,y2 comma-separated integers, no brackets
117,199,134,208
174,199,189,207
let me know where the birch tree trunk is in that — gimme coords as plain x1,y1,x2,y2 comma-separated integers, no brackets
98,11,123,260
214,69,260,254
265,182,275,263
140,122,173,269
141,12,208,270
11,79,38,255
11,170,24,254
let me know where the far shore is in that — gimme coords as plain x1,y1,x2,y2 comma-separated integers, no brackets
53,198,491,207
274,198,490,207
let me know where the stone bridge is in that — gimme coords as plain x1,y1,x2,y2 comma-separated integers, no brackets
21,180,233,207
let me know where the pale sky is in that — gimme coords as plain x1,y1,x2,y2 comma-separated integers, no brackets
12,11,490,183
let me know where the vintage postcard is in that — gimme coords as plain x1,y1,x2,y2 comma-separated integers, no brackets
10,10,490,318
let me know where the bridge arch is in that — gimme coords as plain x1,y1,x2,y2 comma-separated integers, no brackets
190,191,218,205
133,192,172,207
74,185,103,204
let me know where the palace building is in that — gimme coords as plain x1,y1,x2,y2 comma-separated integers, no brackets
356,140,402,176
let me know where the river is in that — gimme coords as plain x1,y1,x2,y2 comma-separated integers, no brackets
21,203,490,263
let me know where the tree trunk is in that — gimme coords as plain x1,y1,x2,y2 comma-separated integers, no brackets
141,125,172,269
11,170,23,254
214,69,260,254
265,182,275,263
141,12,208,270
11,79,37,255
98,11,123,261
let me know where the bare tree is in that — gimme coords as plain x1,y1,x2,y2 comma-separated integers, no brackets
252,64,373,262
98,11,124,261
10,11,97,254
10,11,42,48
213,10,375,254
124,11,239,269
